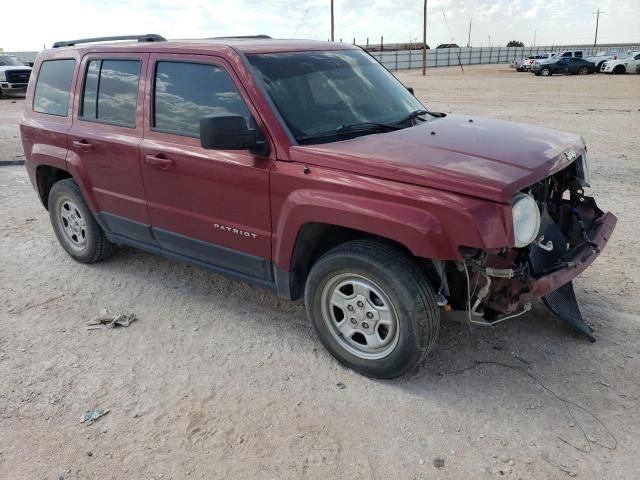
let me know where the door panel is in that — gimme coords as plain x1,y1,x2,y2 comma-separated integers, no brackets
140,54,274,277
69,53,152,240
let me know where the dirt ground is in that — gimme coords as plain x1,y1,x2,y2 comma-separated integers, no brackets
1,64,639,480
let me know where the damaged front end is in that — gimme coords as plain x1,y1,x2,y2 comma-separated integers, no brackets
457,153,617,341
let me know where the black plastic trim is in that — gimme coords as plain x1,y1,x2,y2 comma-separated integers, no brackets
95,212,158,246
94,211,297,297
53,34,166,48
152,227,272,281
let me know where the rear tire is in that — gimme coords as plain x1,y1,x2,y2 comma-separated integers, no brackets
48,178,117,263
304,240,440,379
578,66,589,75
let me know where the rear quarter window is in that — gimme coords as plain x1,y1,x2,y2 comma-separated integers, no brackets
33,59,76,117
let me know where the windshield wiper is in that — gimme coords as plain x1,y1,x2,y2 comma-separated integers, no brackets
296,110,445,144
336,122,404,133
396,109,445,124
297,122,402,143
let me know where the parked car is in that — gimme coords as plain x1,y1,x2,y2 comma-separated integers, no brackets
600,51,640,74
586,51,627,72
512,53,555,72
531,57,596,76
0,55,32,98
554,50,585,59
436,43,460,49
21,35,616,378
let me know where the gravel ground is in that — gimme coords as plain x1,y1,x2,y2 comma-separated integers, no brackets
1,65,639,480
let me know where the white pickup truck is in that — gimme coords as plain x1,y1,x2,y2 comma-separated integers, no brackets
512,53,555,72
0,55,32,98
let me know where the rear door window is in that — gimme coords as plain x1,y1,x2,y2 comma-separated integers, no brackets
33,59,76,116
81,59,141,128
153,61,250,138
575,51,583,58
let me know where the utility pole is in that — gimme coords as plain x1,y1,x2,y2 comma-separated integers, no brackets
422,0,427,76
593,8,604,47
467,18,472,47
330,0,334,42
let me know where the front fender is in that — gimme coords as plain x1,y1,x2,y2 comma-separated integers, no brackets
271,163,512,270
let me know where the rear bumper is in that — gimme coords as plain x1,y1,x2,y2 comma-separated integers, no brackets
523,212,617,300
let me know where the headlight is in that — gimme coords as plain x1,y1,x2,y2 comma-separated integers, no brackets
511,193,541,248
0,71,6,82
575,152,590,187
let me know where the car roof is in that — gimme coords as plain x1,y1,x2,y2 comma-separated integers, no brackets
44,38,357,57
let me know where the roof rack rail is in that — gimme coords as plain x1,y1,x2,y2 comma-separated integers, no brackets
207,35,272,40
52,34,166,48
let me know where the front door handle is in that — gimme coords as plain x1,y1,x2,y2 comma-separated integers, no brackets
72,139,93,152
145,154,174,170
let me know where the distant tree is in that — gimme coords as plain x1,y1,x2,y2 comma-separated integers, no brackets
506,40,525,47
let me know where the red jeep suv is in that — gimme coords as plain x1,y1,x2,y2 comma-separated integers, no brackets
20,34,616,378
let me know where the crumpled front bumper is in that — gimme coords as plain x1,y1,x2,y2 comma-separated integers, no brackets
523,211,617,301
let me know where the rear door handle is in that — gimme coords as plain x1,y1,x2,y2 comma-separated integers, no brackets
145,154,174,170
72,139,93,152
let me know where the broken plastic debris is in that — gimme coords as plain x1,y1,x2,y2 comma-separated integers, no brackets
87,309,137,330
80,408,109,424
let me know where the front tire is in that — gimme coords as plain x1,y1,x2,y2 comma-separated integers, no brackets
540,67,551,76
613,65,626,74
48,178,117,263
305,240,440,379
578,66,589,75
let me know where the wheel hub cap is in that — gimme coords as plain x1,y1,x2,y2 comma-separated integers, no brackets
59,200,87,250
321,274,400,360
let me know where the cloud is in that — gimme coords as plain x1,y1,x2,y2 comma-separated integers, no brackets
1,0,638,51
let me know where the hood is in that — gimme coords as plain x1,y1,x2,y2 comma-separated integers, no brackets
0,65,31,72
289,114,584,203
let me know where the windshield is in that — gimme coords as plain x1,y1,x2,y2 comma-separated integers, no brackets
247,49,427,144
0,56,24,67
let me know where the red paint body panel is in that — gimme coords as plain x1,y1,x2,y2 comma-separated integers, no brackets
290,115,585,204
67,52,151,225
139,53,273,259
270,162,512,268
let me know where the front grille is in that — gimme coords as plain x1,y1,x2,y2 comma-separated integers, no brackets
6,70,31,83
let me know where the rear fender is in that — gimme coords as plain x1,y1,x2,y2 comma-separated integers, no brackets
64,150,100,212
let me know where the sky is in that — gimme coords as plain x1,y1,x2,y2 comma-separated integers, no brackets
1,0,638,51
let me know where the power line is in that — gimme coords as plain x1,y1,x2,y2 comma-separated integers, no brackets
292,1,311,37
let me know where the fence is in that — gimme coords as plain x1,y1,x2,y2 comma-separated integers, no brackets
369,43,640,71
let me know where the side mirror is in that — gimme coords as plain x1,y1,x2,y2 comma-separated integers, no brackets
406,86,415,95
200,115,269,155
